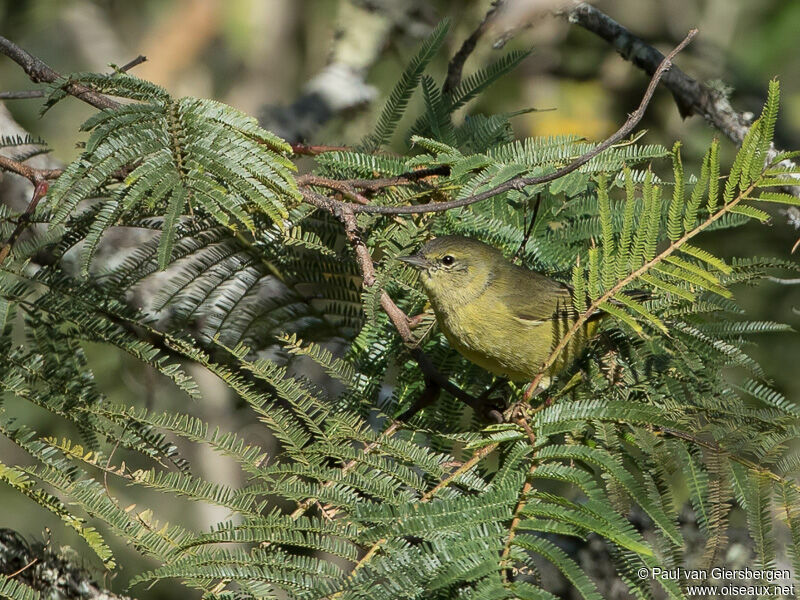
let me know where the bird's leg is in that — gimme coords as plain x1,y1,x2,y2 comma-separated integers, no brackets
475,378,509,418
396,377,441,422
477,377,505,402
406,313,426,329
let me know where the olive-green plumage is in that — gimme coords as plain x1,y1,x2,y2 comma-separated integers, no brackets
400,236,598,381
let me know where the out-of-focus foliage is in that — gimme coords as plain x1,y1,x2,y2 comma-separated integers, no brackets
1,1,799,599
1,14,800,598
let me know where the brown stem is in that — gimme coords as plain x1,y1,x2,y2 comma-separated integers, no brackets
0,154,63,184
291,143,352,155
0,35,119,110
297,174,370,204
515,175,761,409
0,90,44,100
117,55,147,73
0,180,51,265
443,0,506,95
308,28,697,216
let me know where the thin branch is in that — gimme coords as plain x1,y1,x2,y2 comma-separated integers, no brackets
443,0,505,95
658,427,800,494
0,90,44,100
345,165,450,191
563,2,747,141
0,180,51,265
117,54,147,72
0,154,62,184
767,276,800,285
516,174,763,407
422,442,499,502
312,28,697,216
290,143,351,156
5,557,38,578
500,463,535,581
563,1,800,232
0,54,145,101
0,35,119,110
297,174,370,204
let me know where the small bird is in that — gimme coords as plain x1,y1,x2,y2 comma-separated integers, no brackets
399,235,600,383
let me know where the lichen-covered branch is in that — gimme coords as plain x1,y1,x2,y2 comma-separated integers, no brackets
562,1,800,235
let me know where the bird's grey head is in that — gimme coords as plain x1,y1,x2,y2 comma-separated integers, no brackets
398,236,499,303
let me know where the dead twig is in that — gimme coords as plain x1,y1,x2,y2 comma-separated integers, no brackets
563,1,800,234
0,35,119,110
443,0,506,95
0,179,51,265
0,90,44,100
0,154,62,184
308,28,697,216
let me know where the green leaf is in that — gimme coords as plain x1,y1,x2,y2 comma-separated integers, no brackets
361,19,450,151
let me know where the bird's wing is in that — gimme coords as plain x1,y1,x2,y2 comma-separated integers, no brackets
497,266,576,324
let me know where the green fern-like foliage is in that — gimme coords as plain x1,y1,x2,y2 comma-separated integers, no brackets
1,26,799,600
45,72,299,272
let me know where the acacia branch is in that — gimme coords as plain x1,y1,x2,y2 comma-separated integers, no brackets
308,28,696,216
0,154,62,184
290,143,351,156
0,36,119,110
336,440,500,596
0,90,44,100
563,1,800,236
563,2,748,142
514,173,763,409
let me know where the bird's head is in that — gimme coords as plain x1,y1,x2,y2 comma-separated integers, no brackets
398,236,498,306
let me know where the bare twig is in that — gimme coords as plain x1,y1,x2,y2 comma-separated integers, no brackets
0,179,51,265
345,165,450,191
290,143,351,156
443,0,506,95
0,35,119,110
767,276,800,285
500,462,535,581
6,557,38,578
0,54,145,101
297,174,370,204
563,3,746,140
0,154,62,184
117,54,147,73
311,29,697,216
0,90,44,100
563,2,800,232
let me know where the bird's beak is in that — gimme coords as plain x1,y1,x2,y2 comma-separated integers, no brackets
397,254,429,270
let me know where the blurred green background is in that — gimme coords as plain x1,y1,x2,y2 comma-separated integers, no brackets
0,1,797,597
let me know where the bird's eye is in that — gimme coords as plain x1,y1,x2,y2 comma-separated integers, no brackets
441,255,455,266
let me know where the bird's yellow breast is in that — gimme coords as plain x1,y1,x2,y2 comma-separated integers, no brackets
432,290,597,382
433,292,555,381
